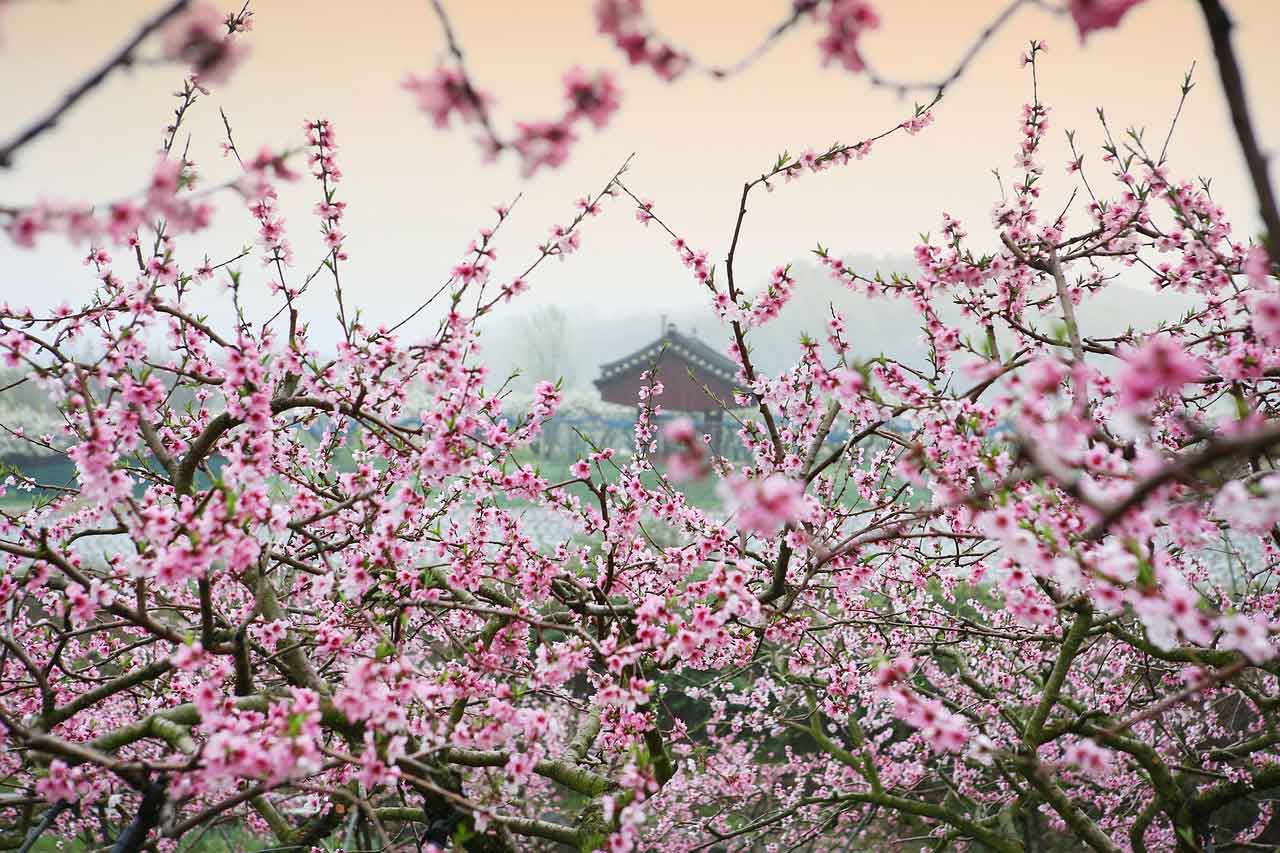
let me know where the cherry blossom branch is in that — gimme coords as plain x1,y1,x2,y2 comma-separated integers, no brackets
1102,658,1247,738
425,0,504,152
0,0,191,168
703,2,813,79
1082,422,1280,541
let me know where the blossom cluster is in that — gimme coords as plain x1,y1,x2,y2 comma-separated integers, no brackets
404,64,621,176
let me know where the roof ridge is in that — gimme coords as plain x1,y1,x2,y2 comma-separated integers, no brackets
596,327,738,383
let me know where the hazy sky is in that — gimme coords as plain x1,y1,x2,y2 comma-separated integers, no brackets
1,0,1278,355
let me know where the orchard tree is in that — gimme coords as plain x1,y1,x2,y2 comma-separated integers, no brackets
1,1,1279,852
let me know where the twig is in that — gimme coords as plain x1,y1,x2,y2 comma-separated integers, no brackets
1083,423,1280,540
862,0,1060,97
427,0,504,152
1102,659,1247,737
16,802,69,853
1196,0,1280,254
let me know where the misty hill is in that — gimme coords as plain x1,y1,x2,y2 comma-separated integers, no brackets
483,253,1203,392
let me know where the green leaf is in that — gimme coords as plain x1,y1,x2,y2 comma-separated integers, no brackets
452,820,476,844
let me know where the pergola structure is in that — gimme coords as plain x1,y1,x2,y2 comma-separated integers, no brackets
594,323,741,454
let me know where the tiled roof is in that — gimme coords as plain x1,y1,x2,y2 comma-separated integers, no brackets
597,326,738,385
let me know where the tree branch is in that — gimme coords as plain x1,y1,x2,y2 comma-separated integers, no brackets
1196,0,1280,253
0,0,191,168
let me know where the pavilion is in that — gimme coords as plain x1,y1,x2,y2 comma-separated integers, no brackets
594,323,741,454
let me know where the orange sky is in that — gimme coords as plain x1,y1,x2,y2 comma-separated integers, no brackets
1,0,1278,343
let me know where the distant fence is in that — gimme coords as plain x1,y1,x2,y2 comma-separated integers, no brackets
0,406,908,495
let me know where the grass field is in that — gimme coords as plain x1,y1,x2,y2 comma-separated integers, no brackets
0,445,915,519
19,826,271,852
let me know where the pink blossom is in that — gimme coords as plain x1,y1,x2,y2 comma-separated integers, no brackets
1068,0,1146,40
648,44,690,81
872,655,914,692
1024,357,1068,396
513,120,576,177
663,417,696,445
1245,245,1272,288
163,2,247,84
594,0,644,37
1063,739,1113,779
1115,336,1202,411
818,0,879,73
4,209,44,247
830,367,865,402
1250,291,1280,346
172,641,207,671
901,111,934,135
662,416,710,482
36,760,79,804
723,474,809,536
1218,612,1275,664
563,67,622,129
403,67,490,129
